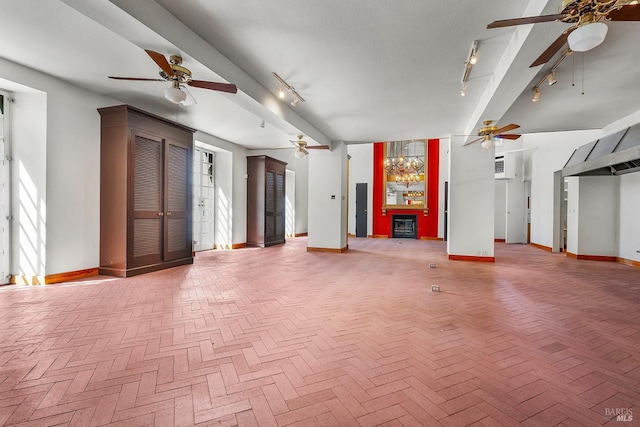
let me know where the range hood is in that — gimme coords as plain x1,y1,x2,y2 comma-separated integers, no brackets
562,123,640,177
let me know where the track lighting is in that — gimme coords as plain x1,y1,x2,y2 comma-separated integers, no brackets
273,72,305,107
460,40,478,96
532,88,541,103
546,71,557,86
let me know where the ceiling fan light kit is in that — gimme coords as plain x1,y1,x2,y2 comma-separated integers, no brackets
567,21,608,51
164,83,186,104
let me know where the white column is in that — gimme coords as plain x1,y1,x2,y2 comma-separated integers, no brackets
307,142,348,251
447,138,495,261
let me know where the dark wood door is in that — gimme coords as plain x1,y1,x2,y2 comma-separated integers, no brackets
165,141,192,261
130,132,164,268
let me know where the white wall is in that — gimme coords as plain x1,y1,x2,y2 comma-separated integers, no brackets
1,57,118,279
522,129,600,249
195,132,248,247
447,138,494,258
347,143,373,237
618,172,640,262
308,142,348,250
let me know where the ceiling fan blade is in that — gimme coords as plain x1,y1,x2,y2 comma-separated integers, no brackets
463,137,483,147
306,145,330,150
487,13,566,29
188,80,238,94
608,4,640,20
494,123,520,134
179,85,197,106
530,27,574,67
496,134,521,140
145,49,174,77
108,76,165,82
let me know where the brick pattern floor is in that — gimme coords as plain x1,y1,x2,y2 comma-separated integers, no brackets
1,237,639,426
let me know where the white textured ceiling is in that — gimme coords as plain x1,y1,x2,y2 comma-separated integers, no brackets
1,0,639,149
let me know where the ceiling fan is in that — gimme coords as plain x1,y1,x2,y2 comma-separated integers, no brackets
464,121,521,149
109,49,237,105
290,134,330,158
487,0,640,67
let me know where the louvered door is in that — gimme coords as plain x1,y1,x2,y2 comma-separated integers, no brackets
164,141,192,260
130,133,164,267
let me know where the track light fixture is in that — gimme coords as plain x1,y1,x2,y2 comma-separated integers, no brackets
531,49,572,103
460,40,478,96
273,72,305,107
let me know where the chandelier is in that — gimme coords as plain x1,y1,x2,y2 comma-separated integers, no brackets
384,141,424,187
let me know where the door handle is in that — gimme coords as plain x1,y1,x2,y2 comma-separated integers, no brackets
166,212,172,216
158,212,164,216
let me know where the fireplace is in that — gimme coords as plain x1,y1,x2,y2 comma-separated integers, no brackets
392,214,417,239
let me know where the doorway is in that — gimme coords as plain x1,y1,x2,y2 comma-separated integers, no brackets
0,93,10,284
355,183,367,237
192,147,216,251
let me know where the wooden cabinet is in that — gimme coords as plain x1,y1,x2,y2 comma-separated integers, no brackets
98,105,195,277
247,155,287,247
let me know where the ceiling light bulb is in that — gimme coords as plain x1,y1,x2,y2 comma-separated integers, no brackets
546,71,557,86
567,22,608,52
631,1,639,4
532,88,541,103
469,54,478,65
278,86,286,99
164,85,186,104
291,98,300,107
294,148,306,159
460,85,467,97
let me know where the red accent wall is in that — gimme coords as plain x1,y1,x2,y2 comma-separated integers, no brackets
372,139,439,238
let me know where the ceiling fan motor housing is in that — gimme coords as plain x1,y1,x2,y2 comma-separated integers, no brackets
160,55,193,83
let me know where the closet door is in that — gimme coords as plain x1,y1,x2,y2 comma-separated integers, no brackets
130,132,164,267
165,141,193,261
264,169,276,244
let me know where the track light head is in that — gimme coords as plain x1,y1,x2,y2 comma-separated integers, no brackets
546,71,557,86
278,86,286,99
532,88,541,103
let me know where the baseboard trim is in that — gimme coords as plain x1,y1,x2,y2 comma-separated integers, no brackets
372,235,389,239
617,257,640,268
232,242,247,249
420,236,443,241
494,238,506,243
448,254,495,263
11,267,100,285
307,246,348,253
530,242,552,252
566,252,617,262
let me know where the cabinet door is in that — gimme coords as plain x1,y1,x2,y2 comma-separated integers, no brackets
130,133,164,267
165,141,193,261
275,172,285,240
264,170,276,243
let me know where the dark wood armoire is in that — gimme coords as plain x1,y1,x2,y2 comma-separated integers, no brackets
98,105,195,277
246,155,287,247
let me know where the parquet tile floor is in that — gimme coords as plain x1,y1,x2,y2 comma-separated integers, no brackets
1,237,639,426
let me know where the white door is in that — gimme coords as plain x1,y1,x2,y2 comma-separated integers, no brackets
506,179,527,244
0,93,10,284
192,147,216,251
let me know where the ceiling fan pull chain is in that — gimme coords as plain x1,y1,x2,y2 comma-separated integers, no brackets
581,52,585,96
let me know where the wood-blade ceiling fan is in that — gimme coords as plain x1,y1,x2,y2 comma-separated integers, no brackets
289,135,330,158
464,121,521,149
109,49,237,105
487,0,640,67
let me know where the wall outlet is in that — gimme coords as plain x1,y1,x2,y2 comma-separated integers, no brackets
431,285,440,292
